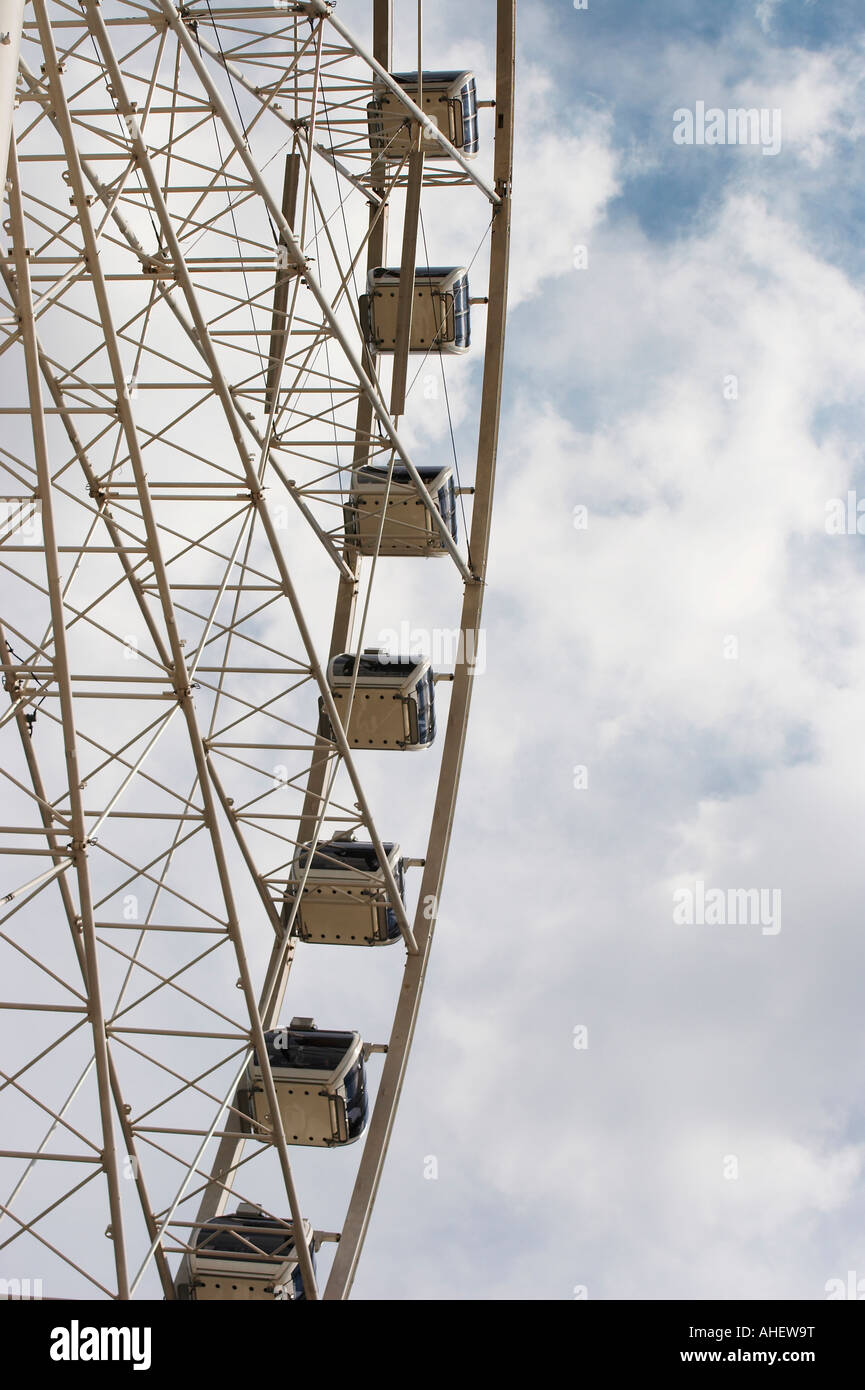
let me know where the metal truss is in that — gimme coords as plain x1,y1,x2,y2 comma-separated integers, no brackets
0,0,514,1299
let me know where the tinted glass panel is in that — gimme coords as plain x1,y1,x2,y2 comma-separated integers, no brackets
371,266,458,283
343,1059,369,1139
415,669,435,745
291,1251,317,1302
438,478,458,542
260,1029,354,1072
356,463,445,485
332,653,419,680
461,78,479,154
426,670,436,742
384,858,407,937
391,70,465,86
452,274,471,348
298,841,396,874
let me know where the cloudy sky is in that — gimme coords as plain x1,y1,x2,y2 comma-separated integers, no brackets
339,0,865,1300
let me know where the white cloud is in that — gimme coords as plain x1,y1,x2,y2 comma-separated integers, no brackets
509,64,620,307
756,0,780,34
353,102,865,1296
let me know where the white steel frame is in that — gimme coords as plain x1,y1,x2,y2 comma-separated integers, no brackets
0,0,514,1300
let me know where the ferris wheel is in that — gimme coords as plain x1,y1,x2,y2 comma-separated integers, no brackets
0,0,514,1300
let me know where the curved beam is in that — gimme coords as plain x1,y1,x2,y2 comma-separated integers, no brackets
324,0,516,1299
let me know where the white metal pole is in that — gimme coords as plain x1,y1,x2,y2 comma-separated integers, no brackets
0,0,23,194
303,0,500,205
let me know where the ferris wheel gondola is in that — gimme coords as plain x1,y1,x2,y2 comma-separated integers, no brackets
286,836,409,946
186,1204,315,1302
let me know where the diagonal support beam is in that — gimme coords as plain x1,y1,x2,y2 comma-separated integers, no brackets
389,147,423,418
6,137,131,1298
265,153,300,413
154,0,474,583
301,0,500,205
324,0,516,1300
